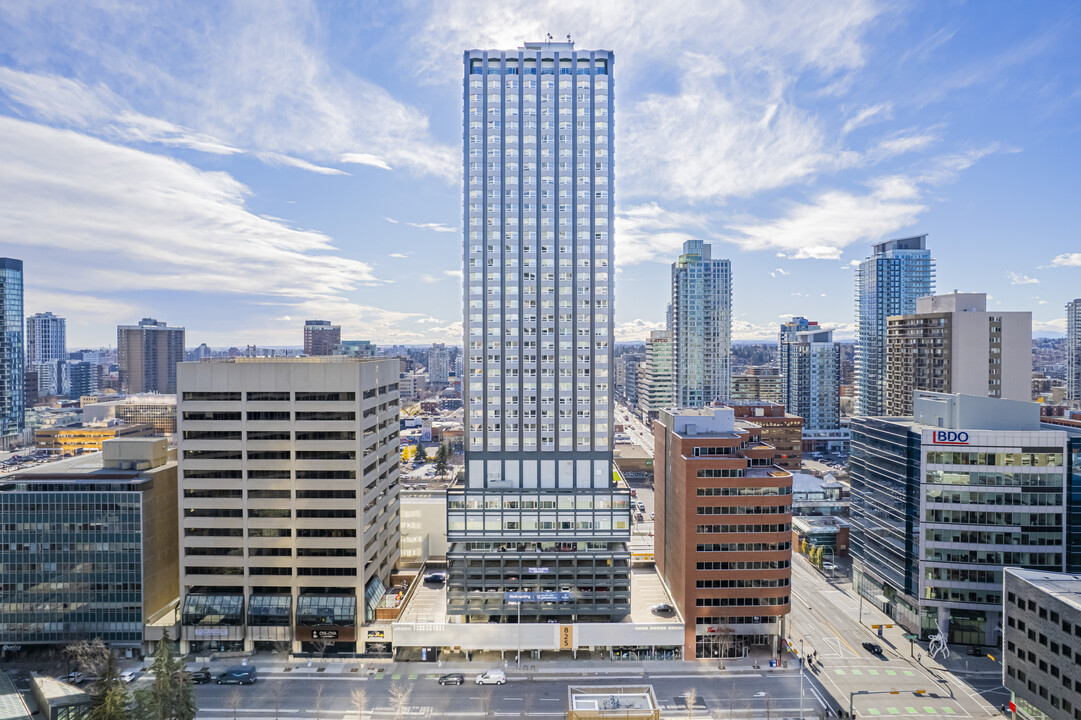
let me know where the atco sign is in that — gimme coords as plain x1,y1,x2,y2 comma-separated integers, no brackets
932,431,969,445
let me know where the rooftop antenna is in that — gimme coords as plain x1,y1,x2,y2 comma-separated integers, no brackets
567,33,572,43
546,32,553,45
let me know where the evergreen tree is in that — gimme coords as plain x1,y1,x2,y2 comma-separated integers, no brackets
89,653,132,720
434,443,449,479
415,442,428,464
148,628,196,720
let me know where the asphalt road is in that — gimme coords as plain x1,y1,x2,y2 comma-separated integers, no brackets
189,668,827,718
787,556,1003,718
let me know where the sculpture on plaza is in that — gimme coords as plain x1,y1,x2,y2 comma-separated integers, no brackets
927,619,950,660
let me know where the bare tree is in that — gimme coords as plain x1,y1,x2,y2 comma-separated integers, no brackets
683,687,699,717
726,682,743,719
388,682,413,719
313,639,332,664
313,682,327,720
225,688,243,720
63,638,110,678
267,682,287,720
714,626,735,669
351,687,368,720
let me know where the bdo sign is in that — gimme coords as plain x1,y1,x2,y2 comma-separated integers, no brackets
933,431,969,445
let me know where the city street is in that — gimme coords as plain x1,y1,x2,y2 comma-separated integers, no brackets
787,556,1005,719
186,665,825,718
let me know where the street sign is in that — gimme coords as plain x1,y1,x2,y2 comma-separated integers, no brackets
915,690,926,695
560,625,573,649
504,591,572,603
871,624,880,629
528,567,550,574
505,591,534,602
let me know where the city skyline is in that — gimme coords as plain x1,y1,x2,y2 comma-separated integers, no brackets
0,2,1078,348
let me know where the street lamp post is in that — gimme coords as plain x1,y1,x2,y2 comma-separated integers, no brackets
516,601,522,670
799,637,805,719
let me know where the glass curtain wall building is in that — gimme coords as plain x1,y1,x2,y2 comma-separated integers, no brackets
452,42,630,622
671,240,732,407
854,236,934,417
0,258,24,446
1068,299,1081,403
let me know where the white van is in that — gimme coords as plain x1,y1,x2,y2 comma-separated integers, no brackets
475,669,507,685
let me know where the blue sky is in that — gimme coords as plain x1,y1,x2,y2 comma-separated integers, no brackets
0,1,1078,349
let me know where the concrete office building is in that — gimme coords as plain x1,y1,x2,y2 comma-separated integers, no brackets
886,293,1031,416
851,392,1075,645
731,403,804,472
731,366,783,404
117,318,185,395
83,393,177,435
334,340,376,359
452,41,630,622
26,312,66,365
302,320,341,357
638,331,674,422
177,357,401,654
1068,299,1081,405
671,240,732,407
1002,568,1081,720
67,360,101,399
854,236,935,417
0,258,24,448
28,360,67,400
0,438,179,653
427,343,451,386
654,407,792,658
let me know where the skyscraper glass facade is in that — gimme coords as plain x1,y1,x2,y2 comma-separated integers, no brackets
451,43,629,621
0,258,24,441
671,240,731,407
854,236,934,417
1068,299,1081,403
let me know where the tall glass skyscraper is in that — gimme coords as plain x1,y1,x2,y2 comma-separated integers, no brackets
671,240,731,407
450,42,630,621
0,258,24,444
854,236,934,417
1068,298,1081,403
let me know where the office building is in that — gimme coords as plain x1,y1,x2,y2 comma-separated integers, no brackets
427,343,451,386
28,360,67,399
779,317,815,402
35,421,154,453
1069,299,1081,404
616,353,643,406
177,357,400,654
854,236,935,417
851,392,1075,644
781,325,840,432
83,393,177,435
451,41,629,622
334,340,375,359
638,331,674,422
886,293,1031,416
1002,568,1081,720
67,360,102,398
654,407,792,658
731,403,804,472
731,366,783,404
117,318,185,394
26,312,66,365
0,258,24,447
0,438,179,652
303,320,341,356
671,240,732,406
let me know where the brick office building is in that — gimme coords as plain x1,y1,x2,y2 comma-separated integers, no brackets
730,403,803,472
654,407,793,659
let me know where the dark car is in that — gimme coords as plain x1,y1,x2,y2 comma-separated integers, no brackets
966,646,984,657
216,666,257,685
190,669,212,685
862,641,883,655
424,571,448,584
438,673,465,685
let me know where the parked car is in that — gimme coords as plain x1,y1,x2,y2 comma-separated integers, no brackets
862,641,883,655
629,489,637,497
438,673,465,685
966,646,984,657
635,512,644,522
822,561,836,571
119,670,137,683
216,666,257,685
650,603,674,614
424,571,448,584
190,669,212,685
475,670,506,685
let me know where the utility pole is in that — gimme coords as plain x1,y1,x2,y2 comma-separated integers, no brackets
799,637,805,719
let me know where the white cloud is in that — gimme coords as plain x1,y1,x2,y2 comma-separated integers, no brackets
256,152,347,176
918,144,1004,185
0,117,379,298
443,270,464,280
842,103,892,134
389,252,408,259
725,176,925,260
421,274,438,283
406,222,457,233
614,318,666,343
1033,318,1066,335
1008,271,1040,285
24,289,138,329
341,153,393,171
770,268,790,278
1043,253,1081,268
615,203,705,266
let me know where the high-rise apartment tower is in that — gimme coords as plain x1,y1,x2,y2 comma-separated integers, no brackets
26,312,66,364
303,320,341,357
671,240,732,406
1068,299,1081,404
451,42,629,621
0,258,24,445
854,236,934,416
117,318,185,394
